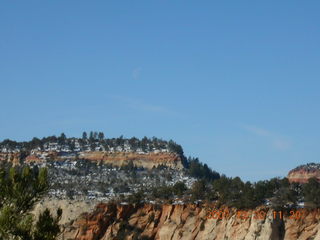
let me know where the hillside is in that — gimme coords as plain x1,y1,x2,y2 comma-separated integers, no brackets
2,134,320,239
0,133,221,202
0,132,183,156
0,133,185,170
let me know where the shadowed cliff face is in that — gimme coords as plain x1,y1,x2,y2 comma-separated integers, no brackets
61,203,320,240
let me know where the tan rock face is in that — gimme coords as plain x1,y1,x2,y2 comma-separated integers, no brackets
61,203,320,240
1,151,184,170
288,169,320,183
80,152,183,169
25,154,42,163
287,164,320,184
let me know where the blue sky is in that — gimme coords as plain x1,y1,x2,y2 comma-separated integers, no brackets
1,1,320,181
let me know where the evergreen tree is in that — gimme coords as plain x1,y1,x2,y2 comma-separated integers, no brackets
58,133,66,145
0,166,62,240
191,180,206,201
89,131,94,142
303,178,320,207
33,208,62,240
98,132,105,141
30,137,43,150
187,157,220,181
172,182,187,197
82,132,87,140
93,132,98,140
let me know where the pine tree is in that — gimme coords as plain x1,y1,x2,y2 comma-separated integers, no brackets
58,133,66,145
303,178,320,207
82,132,87,140
98,132,105,141
89,131,94,142
0,166,62,240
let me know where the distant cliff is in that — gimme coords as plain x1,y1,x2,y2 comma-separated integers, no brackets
0,133,184,156
0,151,183,170
61,203,320,240
0,134,186,169
80,151,184,169
288,163,320,183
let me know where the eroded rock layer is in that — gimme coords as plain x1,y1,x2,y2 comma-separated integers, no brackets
61,203,320,240
1,151,183,170
288,163,320,183
80,152,183,169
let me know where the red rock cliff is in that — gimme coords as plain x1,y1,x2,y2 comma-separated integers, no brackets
61,203,320,240
287,163,320,183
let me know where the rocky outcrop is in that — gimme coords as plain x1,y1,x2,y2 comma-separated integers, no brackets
288,163,320,183
61,203,320,240
80,152,183,169
2,151,183,170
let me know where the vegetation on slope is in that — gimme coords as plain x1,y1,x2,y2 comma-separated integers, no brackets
1,132,320,215
0,132,184,155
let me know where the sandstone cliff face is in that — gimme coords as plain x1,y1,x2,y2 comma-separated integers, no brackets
61,203,320,240
80,152,183,169
288,169,320,183
5,151,183,170
288,163,320,183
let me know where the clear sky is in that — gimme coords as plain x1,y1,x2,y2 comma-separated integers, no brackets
1,1,320,181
